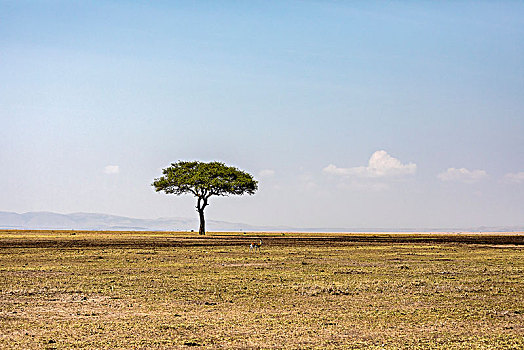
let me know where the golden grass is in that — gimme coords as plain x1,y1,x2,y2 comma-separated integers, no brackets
0,230,522,349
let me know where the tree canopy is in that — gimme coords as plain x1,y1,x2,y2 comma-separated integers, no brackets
152,161,258,235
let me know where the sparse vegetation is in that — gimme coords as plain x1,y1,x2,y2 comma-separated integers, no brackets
0,230,522,349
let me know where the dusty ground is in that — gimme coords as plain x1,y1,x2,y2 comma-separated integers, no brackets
0,230,522,349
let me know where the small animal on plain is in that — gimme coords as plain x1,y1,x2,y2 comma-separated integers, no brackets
249,240,262,252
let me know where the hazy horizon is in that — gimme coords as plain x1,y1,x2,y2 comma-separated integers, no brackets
1,1,523,228
2,210,523,233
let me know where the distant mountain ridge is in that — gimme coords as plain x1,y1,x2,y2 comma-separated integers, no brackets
0,211,522,233
0,211,279,232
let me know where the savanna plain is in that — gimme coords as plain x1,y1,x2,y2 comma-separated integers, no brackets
0,231,522,349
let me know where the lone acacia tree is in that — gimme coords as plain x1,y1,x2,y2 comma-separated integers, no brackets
152,161,258,235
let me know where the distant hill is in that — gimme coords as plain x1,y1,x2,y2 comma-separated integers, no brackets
0,211,522,232
0,211,280,232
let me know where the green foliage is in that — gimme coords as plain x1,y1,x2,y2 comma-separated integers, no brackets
152,161,258,198
152,161,258,234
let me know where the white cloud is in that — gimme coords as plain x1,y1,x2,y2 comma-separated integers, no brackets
503,172,524,184
258,169,275,178
103,165,120,174
437,168,487,183
323,150,417,178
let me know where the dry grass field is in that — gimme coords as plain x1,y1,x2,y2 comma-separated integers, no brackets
0,230,523,349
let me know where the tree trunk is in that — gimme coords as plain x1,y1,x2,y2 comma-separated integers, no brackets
198,209,205,235
196,195,208,235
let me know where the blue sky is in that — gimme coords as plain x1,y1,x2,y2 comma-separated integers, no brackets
1,1,523,228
